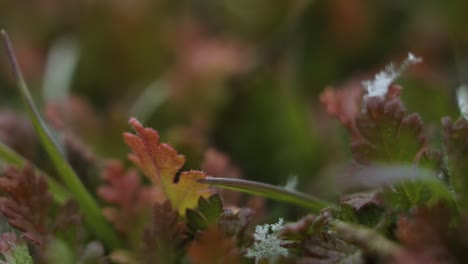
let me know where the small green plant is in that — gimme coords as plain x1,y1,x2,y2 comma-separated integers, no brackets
0,29,468,264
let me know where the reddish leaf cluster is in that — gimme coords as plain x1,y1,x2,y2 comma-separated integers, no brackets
0,165,52,245
321,80,428,166
98,160,163,234
352,95,427,165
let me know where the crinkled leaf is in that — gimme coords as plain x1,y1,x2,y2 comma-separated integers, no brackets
187,227,241,264
0,165,51,245
352,96,427,165
186,194,223,234
0,232,33,264
442,117,468,207
123,118,212,215
142,200,187,264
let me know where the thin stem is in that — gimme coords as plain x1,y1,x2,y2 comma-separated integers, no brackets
199,177,331,212
1,30,121,248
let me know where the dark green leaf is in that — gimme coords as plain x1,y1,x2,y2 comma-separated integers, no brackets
186,208,208,233
198,194,223,224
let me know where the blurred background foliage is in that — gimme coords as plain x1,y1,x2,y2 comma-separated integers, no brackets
1,0,468,219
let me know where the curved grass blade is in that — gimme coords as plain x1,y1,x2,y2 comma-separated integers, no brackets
198,177,330,212
1,30,121,248
0,141,69,204
330,219,401,257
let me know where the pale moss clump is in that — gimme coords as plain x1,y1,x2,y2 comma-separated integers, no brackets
245,218,290,264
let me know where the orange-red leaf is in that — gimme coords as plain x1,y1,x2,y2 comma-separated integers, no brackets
123,118,212,215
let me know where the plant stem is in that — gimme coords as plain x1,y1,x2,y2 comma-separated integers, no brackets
198,177,331,212
330,220,401,257
1,30,121,249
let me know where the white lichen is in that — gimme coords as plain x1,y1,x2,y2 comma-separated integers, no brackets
457,85,468,120
362,53,422,102
245,218,290,264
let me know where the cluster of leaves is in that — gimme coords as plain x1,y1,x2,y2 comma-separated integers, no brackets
1,27,468,264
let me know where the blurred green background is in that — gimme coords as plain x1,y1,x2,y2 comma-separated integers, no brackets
1,0,468,218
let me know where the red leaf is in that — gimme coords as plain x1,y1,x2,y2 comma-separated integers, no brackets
0,165,52,245
352,96,427,165
98,160,163,234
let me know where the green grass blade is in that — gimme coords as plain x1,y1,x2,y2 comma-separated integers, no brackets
0,141,69,204
199,177,331,212
1,30,121,248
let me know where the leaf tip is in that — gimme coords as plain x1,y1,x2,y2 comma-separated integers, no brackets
128,117,141,128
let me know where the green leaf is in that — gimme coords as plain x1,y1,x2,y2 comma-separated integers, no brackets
1,30,121,248
186,194,224,234
198,177,330,212
199,194,223,224
186,208,209,233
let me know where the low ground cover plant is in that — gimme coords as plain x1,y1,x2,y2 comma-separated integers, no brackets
0,29,468,264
